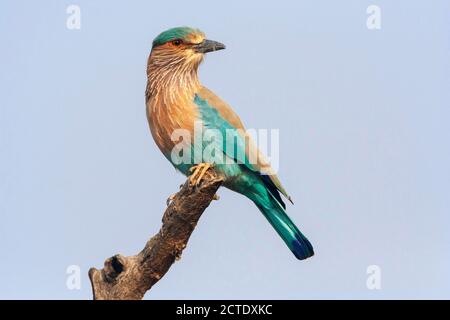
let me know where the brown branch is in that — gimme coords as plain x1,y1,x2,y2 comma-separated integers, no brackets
88,171,223,300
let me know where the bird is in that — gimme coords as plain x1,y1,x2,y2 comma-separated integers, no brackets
145,26,314,260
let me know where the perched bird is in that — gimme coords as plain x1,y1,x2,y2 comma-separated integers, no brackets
146,26,314,260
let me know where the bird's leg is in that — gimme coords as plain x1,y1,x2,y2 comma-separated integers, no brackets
189,162,213,186
188,164,201,185
196,163,212,185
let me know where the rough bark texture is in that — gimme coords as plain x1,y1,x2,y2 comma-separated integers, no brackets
88,171,223,300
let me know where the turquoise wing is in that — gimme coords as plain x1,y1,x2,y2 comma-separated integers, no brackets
193,93,287,208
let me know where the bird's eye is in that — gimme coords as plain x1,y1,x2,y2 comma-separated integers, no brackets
172,39,182,46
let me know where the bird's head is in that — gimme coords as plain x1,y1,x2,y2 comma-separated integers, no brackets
150,26,225,69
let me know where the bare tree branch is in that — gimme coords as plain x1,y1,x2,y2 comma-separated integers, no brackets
88,171,223,300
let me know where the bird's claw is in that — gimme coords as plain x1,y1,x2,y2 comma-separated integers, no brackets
189,163,213,186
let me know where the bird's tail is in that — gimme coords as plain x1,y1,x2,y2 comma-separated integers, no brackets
254,194,314,260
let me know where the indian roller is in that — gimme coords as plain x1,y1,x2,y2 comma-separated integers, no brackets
145,27,314,260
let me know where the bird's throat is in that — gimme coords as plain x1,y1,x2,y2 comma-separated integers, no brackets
146,58,201,106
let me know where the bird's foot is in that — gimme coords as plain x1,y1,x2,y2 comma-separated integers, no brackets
212,193,220,200
189,162,213,186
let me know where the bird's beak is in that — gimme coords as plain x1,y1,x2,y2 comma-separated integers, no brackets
194,39,226,54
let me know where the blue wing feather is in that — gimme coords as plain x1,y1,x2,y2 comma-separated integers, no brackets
194,94,285,208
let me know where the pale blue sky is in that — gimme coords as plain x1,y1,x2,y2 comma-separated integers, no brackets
1,0,449,299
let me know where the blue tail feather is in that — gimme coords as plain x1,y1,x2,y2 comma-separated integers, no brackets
255,194,314,260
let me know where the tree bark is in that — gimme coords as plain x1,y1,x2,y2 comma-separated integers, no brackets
88,171,223,300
